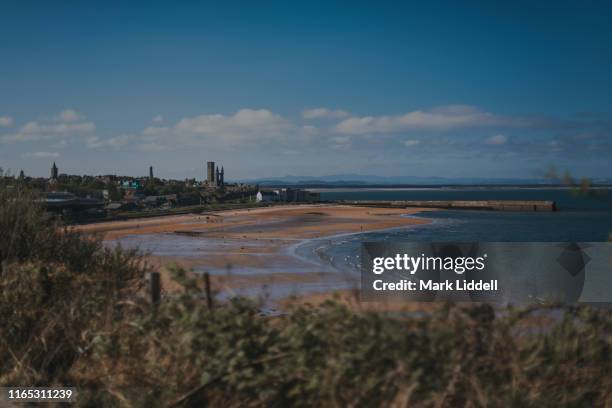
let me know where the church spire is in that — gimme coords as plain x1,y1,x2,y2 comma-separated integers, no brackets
51,162,58,180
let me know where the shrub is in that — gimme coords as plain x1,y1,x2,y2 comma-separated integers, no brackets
0,187,148,386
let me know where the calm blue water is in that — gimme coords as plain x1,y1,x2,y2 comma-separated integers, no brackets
297,188,612,277
319,188,612,242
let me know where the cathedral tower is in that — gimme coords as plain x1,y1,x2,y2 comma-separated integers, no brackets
50,162,58,180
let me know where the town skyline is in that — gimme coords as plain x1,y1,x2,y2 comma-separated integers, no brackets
1,1,612,179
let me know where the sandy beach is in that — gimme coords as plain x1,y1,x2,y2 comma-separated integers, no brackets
77,204,430,305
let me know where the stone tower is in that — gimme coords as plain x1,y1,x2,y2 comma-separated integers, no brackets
50,162,58,180
207,161,216,185
149,166,154,180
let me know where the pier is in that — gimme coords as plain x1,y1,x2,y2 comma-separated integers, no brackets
344,200,557,212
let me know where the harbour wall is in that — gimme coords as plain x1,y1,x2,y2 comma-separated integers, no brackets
343,200,556,212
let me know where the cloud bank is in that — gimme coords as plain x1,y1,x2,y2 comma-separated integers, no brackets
1,110,94,143
302,108,350,119
0,116,13,127
334,105,520,135
1,104,610,179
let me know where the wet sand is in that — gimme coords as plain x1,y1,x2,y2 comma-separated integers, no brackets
78,204,429,240
77,204,431,305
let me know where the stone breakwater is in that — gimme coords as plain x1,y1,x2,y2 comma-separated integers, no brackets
344,200,556,212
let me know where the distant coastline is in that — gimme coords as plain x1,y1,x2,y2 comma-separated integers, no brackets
260,183,612,190
306,185,612,192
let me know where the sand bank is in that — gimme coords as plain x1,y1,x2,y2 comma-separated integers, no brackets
77,204,431,304
78,204,429,240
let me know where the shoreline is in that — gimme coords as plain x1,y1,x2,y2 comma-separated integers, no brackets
78,204,433,303
287,211,436,272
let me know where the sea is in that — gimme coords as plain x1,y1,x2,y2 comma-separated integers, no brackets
319,187,612,241
294,187,612,276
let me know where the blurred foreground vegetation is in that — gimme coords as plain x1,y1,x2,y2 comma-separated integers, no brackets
1,188,612,407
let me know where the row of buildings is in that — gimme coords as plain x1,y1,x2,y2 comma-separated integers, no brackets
41,161,245,213
256,188,320,203
50,161,227,189
41,162,319,215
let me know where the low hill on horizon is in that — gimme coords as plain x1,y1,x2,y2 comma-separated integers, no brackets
238,174,612,187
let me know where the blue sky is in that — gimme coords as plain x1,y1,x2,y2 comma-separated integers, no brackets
1,1,611,180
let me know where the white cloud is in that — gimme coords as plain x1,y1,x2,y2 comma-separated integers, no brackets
485,134,508,145
330,135,352,151
152,115,164,123
56,109,84,122
140,109,293,149
303,108,349,119
142,126,170,136
330,136,351,145
21,151,60,158
296,125,320,143
334,105,515,135
301,125,319,135
87,135,130,149
1,110,95,143
176,109,288,135
0,116,13,127
403,139,420,147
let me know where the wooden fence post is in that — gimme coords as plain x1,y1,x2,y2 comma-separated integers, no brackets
149,272,161,307
40,266,52,303
203,272,213,310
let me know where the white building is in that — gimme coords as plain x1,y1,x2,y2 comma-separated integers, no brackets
256,190,277,202
256,188,320,203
